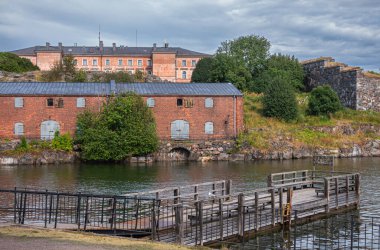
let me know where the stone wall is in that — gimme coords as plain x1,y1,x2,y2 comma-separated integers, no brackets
302,57,380,112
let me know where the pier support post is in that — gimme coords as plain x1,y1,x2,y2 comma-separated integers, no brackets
175,204,184,244
355,174,360,207
325,179,330,213
226,180,232,201
238,193,245,238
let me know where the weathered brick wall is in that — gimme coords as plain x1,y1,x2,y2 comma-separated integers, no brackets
152,53,176,82
0,95,243,140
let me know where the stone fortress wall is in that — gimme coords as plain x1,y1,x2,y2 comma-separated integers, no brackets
302,57,380,112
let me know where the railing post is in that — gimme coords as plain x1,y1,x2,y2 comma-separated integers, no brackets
13,187,17,223
44,189,48,228
174,188,180,205
219,198,224,241
345,175,349,207
279,187,283,224
21,191,27,225
54,193,60,229
335,178,339,209
267,175,273,187
194,185,198,201
151,200,157,241
221,181,225,197
325,178,330,213
271,188,275,226
254,192,259,231
238,193,245,238
84,196,89,231
355,174,360,207
226,180,232,201
196,201,204,246
76,192,81,230
175,203,184,244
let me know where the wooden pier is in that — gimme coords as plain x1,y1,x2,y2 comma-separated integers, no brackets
123,170,361,246
0,170,361,246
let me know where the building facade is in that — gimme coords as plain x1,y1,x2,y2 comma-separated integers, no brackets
0,82,243,140
11,42,210,83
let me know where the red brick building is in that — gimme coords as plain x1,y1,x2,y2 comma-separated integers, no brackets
10,42,210,83
0,82,243,140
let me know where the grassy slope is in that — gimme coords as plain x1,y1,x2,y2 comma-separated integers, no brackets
240,93,380,151
0,226,207,250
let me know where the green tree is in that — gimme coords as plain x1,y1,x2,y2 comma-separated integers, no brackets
262,76,298,122
217,35,270,76
0,52,39,72
191,57,215,82
41,55,77,81
102,71,134,83
73,69,88,82
76,93,158,161
307,85,342,116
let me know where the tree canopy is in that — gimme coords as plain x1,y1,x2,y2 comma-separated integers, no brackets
0,52,39,72
191,57,214,82
76,93,158,161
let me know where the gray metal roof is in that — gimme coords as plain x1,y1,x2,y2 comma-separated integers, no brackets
0,82,242,96
11,45,210,57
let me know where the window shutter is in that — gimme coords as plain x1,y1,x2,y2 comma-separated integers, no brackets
205,122,214,134
147,98,155,107
205,98,213,108
15,97,24,108
15,123,24,135
77,97,86,108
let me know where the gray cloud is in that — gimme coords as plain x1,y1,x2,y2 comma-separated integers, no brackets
0,0,379,70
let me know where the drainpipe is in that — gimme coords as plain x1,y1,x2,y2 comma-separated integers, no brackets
233,95,237,138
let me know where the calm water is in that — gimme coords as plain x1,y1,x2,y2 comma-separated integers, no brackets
0,157,379,217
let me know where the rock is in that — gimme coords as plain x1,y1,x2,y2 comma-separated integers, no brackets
0,157,18,165
352,144,362,157
282,150,293,160
138,157,146,162
230,154,245,161
130,157,138,163
218,147,224,152
218,153,229,161
204,141,212,146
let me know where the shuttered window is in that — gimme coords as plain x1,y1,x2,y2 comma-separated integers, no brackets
147,98,155,107
14,122,24,136
205,98,213,108
205,122,214,134
77,97,86,108
15,97,24,108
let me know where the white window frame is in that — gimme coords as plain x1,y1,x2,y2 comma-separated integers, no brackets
182,71,187,79
147,59,152,66
92,59,98,66
182,60,187,67
137,59,143,67
128,59,133,66
147,98,155,107
76,97,86,108
14,122,24,136
15,97,24,108
105,59,110,66
118,59,123,66
82,59,88,66
205,122,214,135
205,98,214,108
192,60,196,67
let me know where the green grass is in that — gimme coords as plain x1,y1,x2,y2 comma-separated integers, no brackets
241,92,380,150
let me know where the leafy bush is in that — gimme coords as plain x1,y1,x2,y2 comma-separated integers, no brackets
307,85,342,116
262,77,298,122
0,52,39,72
76,93,158,161
191,57,215,82
51,131,73,151
73,69,87,82
15,137,30,152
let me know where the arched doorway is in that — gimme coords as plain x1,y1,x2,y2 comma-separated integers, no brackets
171,120,189,140
41,120,60,140
169,147,191,161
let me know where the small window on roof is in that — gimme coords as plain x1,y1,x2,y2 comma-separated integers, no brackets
47,98,54,107
14,122,24,136
147,98,155,107
15,97,24,108
205,122,214,134
205,98,213,108
77,97,86,108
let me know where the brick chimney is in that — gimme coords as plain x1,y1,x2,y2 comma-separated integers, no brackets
112,43,116,52
58,42,62,50
164,42,169,48
46,42,50,48
153,43,157,51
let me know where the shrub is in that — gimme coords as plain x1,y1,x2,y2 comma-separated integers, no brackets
0,52,39,72
307,85,342,116
16,137,30,152
76,93,158,161
262,77,298,122
51,131,73,151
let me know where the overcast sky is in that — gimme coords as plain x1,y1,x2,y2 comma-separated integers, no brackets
0,0,379,71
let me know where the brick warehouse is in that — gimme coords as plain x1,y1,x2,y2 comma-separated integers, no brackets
0,81,243,140
10,42,210,83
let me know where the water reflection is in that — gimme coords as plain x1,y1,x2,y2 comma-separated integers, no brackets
0,158,379,217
